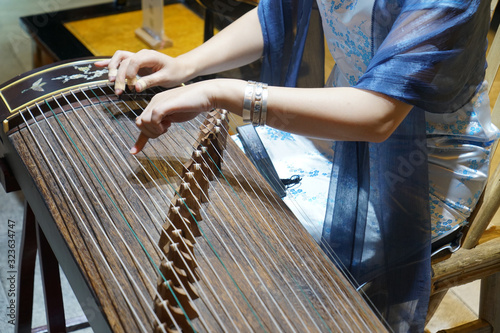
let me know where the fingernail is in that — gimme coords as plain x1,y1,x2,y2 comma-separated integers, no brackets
130,146,137,154
136,79,146,92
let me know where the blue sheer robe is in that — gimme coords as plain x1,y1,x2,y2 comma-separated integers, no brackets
257,0,496,331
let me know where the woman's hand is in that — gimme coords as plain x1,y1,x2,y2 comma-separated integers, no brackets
95,49,195,95
129,79,246,155
130,80,229,155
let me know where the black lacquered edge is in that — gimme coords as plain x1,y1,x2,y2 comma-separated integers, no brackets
0,58,110,132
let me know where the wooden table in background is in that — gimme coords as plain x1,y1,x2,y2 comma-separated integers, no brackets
64,3,206,59
20,1,207,68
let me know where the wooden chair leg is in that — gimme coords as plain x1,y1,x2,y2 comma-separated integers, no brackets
15,201,38,333
479,271,500,330
36,219,67,332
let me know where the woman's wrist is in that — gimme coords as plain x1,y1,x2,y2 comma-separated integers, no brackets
171,54,198,84
207,79,247,116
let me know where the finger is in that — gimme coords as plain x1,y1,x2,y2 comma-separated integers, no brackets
94,59,110,67
117,51,155,93
136,110,151,127
135,71,165,92
107,50,132,84
114,79,126,95
160,119,172,133
130,132,150,155
135,115,162,138
114,58,131,95
95,59,116,81
127,50,171,91
108,68,118,82
127,76,138,91
135,78,146,92
124,56,141,91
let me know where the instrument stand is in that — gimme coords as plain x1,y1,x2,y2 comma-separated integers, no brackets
135,0,173,50
135,27,172,50
15,201,90,333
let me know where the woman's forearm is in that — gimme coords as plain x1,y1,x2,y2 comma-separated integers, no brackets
266,86,412,142
176,7,264,79
129,78,412,153
97,7,264,93
211,79,412,142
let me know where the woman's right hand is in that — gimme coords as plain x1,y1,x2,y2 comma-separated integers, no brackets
95,49,195,95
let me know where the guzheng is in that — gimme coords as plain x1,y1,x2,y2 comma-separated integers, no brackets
0,59,387,332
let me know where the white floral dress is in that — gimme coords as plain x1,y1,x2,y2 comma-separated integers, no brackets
237,0,499,247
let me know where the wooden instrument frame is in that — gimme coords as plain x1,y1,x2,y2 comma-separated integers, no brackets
0,58,120,332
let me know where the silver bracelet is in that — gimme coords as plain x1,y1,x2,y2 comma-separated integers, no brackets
252,82,264,126
243,80,269,126
242,80,256,123
259,83,268,126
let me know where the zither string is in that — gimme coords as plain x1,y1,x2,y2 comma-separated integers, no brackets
118,85,360,330
17,85,300,330
109,81,378,330
161,127,326,332
66,89,241,332
16,82,378,330
190,116,375,330
182,118,352,330
18,106,169,332
35,100,193,331
70,88,252,332
180,105,376,328
207,110,360,286
84,86,276,331
30,94,220,331
85,87,272,332
152,101,358,329
217,112,384,320
90,87,290,332
122,86,364,332
140,128,303,332
51,93,221,332
89,80,378,330
107,87,334,331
